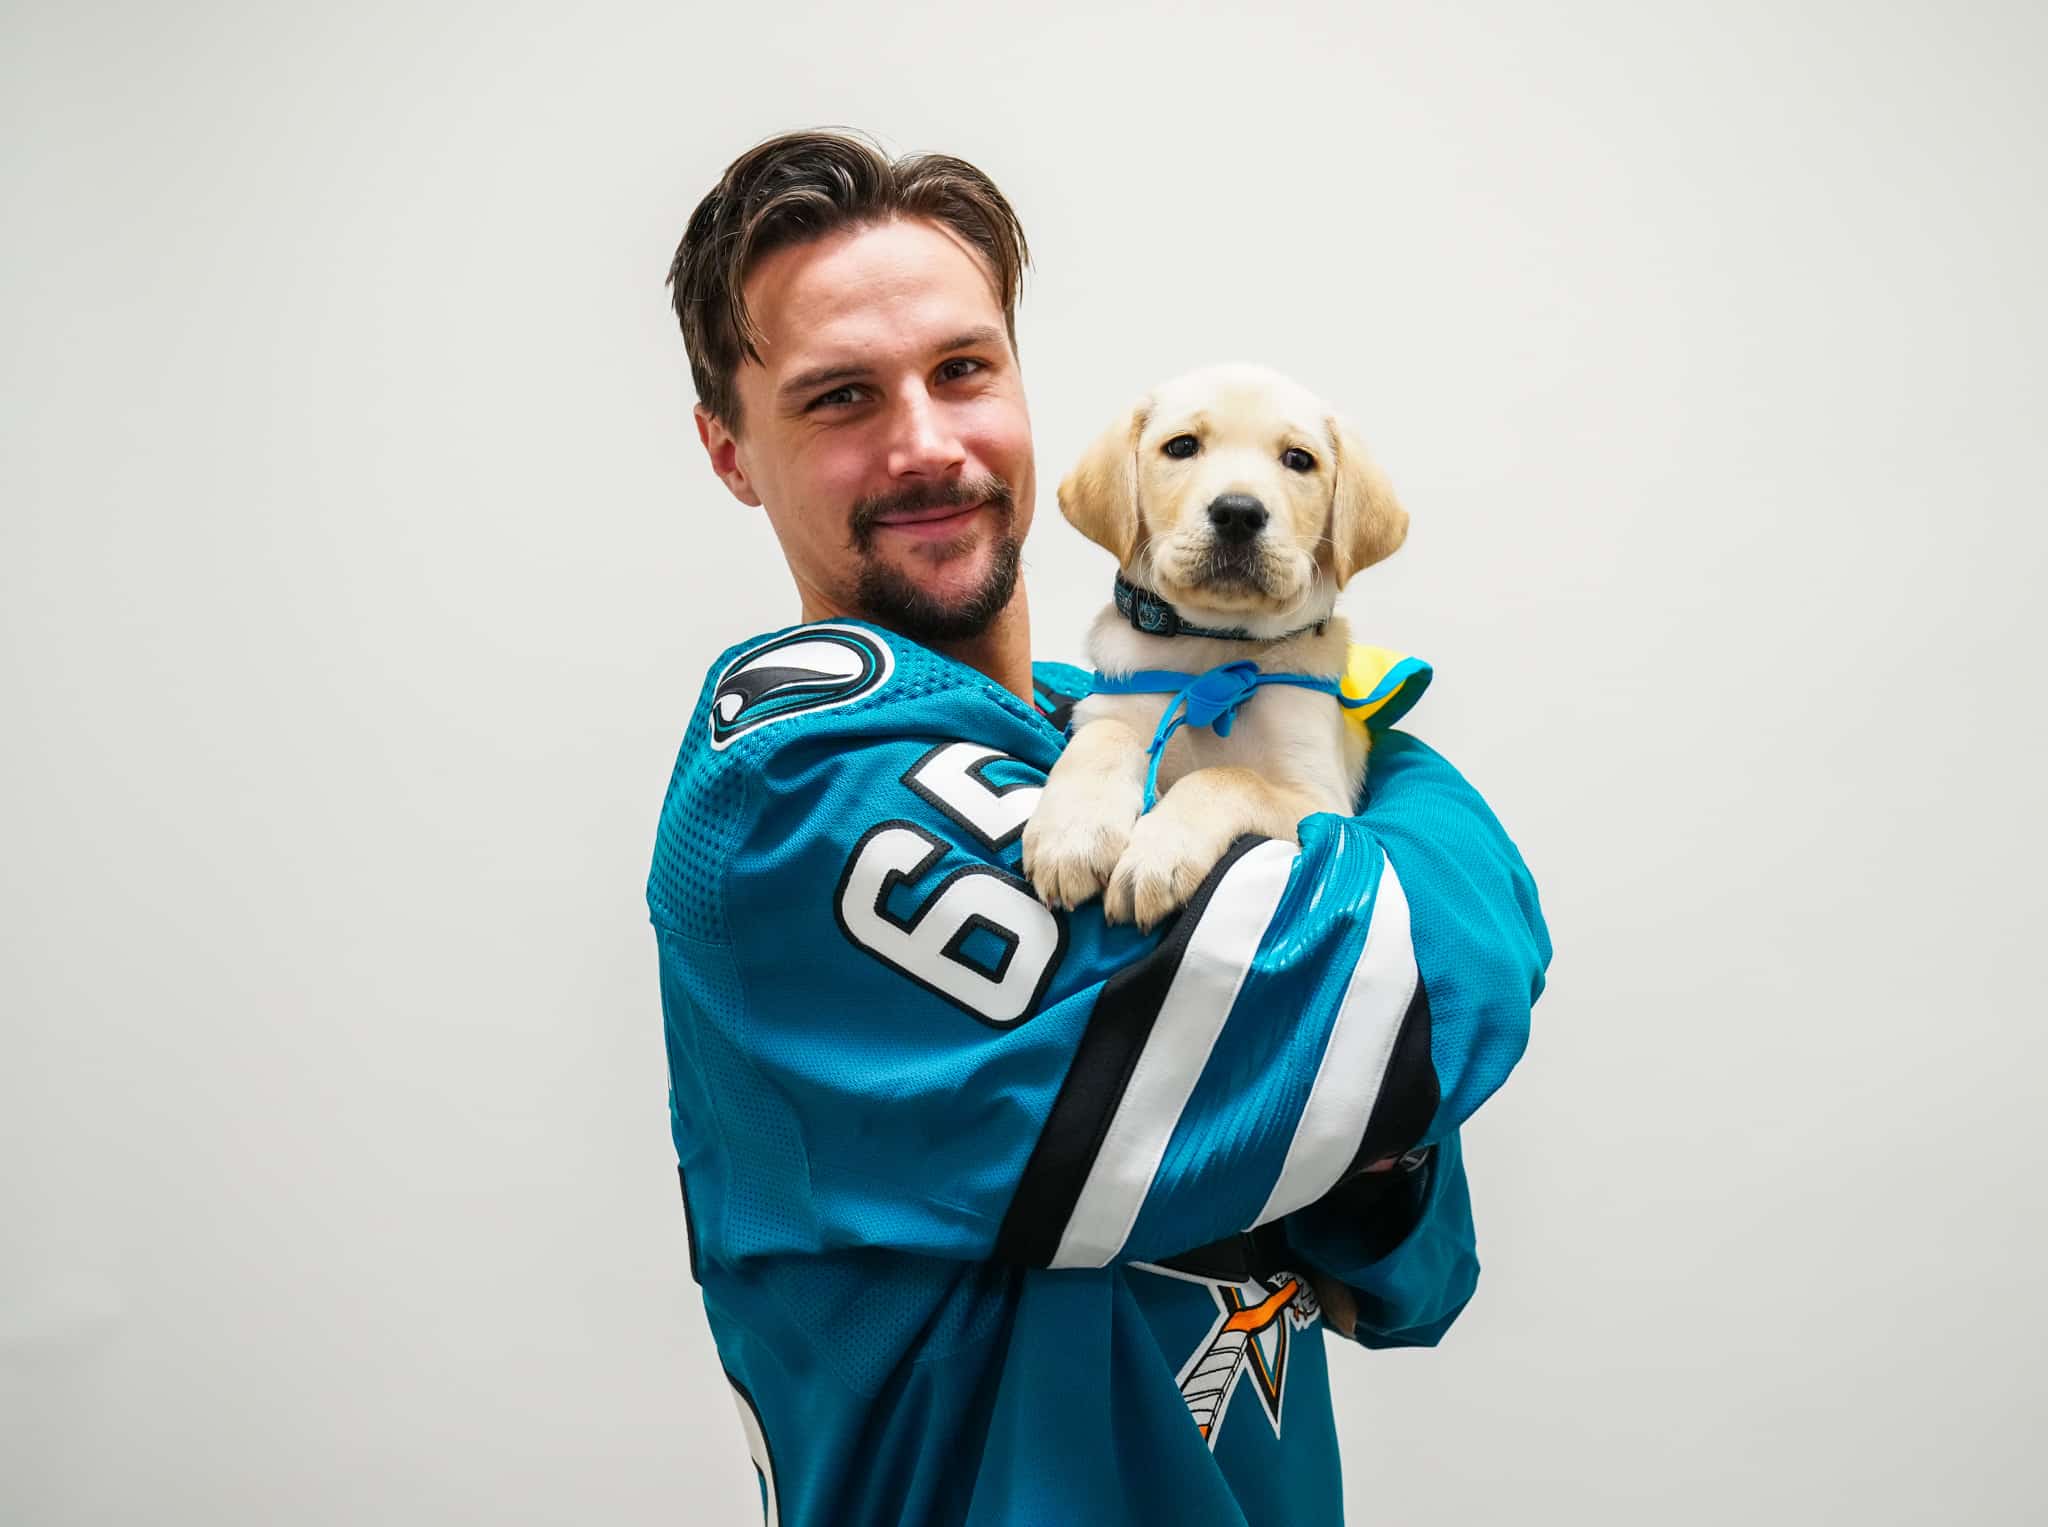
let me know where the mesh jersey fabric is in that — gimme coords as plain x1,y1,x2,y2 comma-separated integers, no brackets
647,618,1552,1526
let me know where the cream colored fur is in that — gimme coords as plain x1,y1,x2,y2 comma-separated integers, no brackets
1021,362,1408,933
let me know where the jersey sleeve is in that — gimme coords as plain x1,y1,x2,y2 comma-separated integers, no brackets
653,689,1545,1274
1346,729,1553,1142
1279,1131,1481,1348
1274,730,1551,1345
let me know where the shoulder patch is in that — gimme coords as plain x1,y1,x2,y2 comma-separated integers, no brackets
708,623,895,751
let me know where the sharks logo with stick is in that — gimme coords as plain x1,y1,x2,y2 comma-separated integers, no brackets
1138,1262,1324,1447
708,624,894,751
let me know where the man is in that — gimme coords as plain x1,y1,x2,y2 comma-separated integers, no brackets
650,129,1551,1525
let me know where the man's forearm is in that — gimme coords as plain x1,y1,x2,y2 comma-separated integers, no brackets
1284,1131,1481,1348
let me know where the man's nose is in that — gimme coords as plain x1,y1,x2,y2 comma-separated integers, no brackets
887,388,967,476
1207,493,1268,544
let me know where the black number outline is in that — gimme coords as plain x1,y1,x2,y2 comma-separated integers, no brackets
832,818,1068,1030
898,741,1040,854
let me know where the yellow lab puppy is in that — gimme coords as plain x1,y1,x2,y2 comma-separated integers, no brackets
1022,362,1409,932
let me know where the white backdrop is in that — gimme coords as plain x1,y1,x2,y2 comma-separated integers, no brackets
6,2,2045,1522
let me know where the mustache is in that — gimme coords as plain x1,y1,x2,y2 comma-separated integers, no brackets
849,475,1015,546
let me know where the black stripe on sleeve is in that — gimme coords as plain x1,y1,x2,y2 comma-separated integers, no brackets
993,833,1268,1266
677,1163,703,1285
1340,973,1439,1179
1283,1146,1435,1268
1155,1230,1258,1283
1031,682,1081,734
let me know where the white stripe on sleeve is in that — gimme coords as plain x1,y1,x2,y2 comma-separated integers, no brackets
1048,840,1297,1269
1252,851,1419,1226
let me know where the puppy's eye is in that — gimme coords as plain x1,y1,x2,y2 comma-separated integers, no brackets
1162,434,1200,459
1282,447,1317,472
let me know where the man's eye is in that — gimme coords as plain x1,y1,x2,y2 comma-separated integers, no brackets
810,386,860,410
1162,434,1200,459
938,357,985,382
1282,447,1317,472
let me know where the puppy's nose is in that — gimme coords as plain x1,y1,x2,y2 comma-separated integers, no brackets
1207,494,1268,545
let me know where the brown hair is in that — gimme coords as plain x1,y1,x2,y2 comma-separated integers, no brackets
666,128,1031,436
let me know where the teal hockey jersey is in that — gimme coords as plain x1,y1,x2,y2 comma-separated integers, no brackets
646,618,1552,1526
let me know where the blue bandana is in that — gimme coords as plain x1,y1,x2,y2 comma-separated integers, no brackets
1090,660,1364,811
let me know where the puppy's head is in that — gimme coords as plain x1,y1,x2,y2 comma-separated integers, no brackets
1058,363,1408,620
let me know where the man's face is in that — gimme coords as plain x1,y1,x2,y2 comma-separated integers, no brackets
696,216,1036,643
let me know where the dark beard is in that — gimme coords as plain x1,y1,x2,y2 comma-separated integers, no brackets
847,475,1023,644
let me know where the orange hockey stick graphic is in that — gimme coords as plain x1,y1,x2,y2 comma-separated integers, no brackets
1178,1277,1300,1440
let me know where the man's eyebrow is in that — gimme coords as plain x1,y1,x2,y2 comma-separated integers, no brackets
932,324,1007,356
776,326,1009,411
777,363,868,410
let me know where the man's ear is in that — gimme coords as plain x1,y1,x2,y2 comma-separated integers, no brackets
695,403,763,508
1325,413,1408,584
1057,396,1151,564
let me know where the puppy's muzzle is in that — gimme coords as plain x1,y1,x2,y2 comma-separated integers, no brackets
1207,494,1268,546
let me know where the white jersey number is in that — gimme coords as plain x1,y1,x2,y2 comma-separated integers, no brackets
834,744,1061,1027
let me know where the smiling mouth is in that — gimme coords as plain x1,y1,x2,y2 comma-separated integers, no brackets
853,473,1015,550
870,502,997,549
878,503,983,528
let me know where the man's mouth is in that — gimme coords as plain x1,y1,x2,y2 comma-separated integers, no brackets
864,499,999,548
851,475,1013,552
874,501,987,537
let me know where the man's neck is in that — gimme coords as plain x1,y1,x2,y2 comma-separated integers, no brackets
797,584,1035,707
930,585,1034,706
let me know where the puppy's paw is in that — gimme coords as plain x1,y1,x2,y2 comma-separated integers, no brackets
1021,782,1139,911
1103,812,1225,933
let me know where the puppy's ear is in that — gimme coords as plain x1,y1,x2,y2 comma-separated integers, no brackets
1325,414,1409,584
1058,397,1151,564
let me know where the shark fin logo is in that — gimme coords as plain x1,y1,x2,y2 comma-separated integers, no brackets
1136,1262,1323,1448
708,624,893,751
